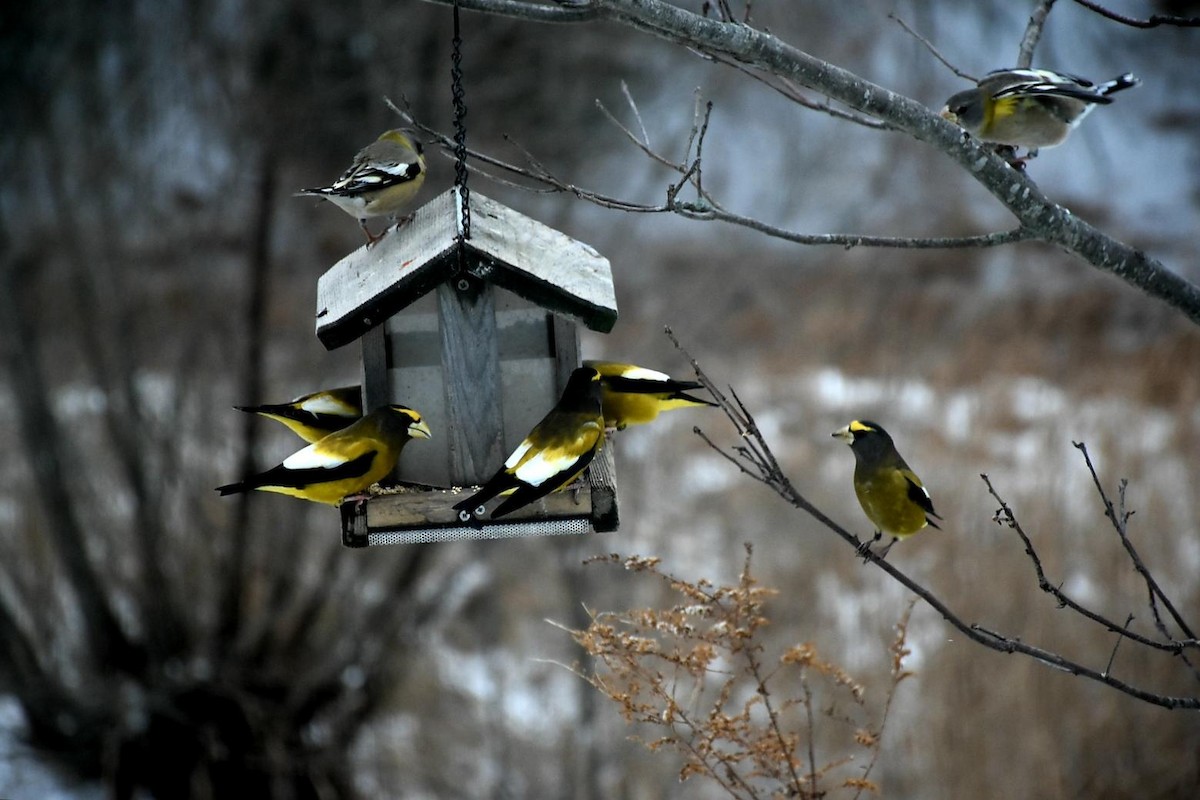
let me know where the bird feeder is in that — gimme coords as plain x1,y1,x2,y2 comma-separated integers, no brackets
315,188,620,546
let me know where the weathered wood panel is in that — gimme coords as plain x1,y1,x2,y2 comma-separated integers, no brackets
437,279,505,485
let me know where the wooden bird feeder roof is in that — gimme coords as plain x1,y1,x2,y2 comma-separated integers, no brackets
315,189,618,350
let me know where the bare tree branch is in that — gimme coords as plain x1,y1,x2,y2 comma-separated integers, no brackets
666,330,1200,710
1017,0,1058,67
694,49,893,130
1072,442,1198,644
982,473,1197,656
888,13,975,80
1071,0,1200,28
420,0,1200,327
393,99,1034,251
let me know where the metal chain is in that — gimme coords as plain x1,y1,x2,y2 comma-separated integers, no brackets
451,0,471,243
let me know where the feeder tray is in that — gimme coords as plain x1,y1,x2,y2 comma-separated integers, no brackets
340,445,619,546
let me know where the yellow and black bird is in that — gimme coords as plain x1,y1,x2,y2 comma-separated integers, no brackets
941,68,1139,157
235,385,363,444
217,404,431,506
296,129,427,245
584,360,716,431
454,366,604,524
833,420,941,558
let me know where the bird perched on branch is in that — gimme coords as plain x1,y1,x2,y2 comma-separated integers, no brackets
940,68,1139,157
296,129,427,245
833,420,941,558
235,385,363,444
217,405,430,505
584,360,716,431
454,367,604,525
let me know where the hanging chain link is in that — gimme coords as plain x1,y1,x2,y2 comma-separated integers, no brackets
451,0,471,244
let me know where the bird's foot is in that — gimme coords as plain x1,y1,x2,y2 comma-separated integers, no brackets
856,530,883,560
361,220,385,247
343,493,372,513
875,537,898,560
995,144,1034,170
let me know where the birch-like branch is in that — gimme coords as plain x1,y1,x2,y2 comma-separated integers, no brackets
419,0,1200,327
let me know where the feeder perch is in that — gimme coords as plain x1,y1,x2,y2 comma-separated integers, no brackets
316,189,620,545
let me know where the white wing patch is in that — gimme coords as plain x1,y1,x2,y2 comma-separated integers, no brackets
509,422,601,487
298,395,356,415
504,440,534,470
619,366,669,382
283,443,348,471
379,161,415,177
512,447,581,487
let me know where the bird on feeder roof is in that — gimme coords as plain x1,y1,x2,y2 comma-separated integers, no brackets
296,129,427,246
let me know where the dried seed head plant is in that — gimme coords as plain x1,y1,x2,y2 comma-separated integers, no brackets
558,546,914,799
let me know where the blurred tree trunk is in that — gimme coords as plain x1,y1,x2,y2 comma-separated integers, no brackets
1,0,652,795
218,148,276,654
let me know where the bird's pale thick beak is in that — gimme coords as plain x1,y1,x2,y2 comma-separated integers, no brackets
832,426,853,443
410,420,432,440
939,107,957,123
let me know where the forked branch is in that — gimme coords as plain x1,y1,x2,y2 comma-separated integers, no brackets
668,330,1199,710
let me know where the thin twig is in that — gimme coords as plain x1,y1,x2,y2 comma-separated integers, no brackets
620,81,650,147
694,424,770,485
1073,442,1197,642
690,100,715,207
1071,0,1200,28
691,206,1033,250
698,49,892,129
595,98,678,169
1105,614,1135,677
801,675,818,795
889,13,975,80
980,474,1188,654
1072,443,1200,685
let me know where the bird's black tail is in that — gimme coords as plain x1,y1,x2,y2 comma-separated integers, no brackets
234,402,284,416
669,389,718,407
1098,73,1140,97
453,475,514,518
